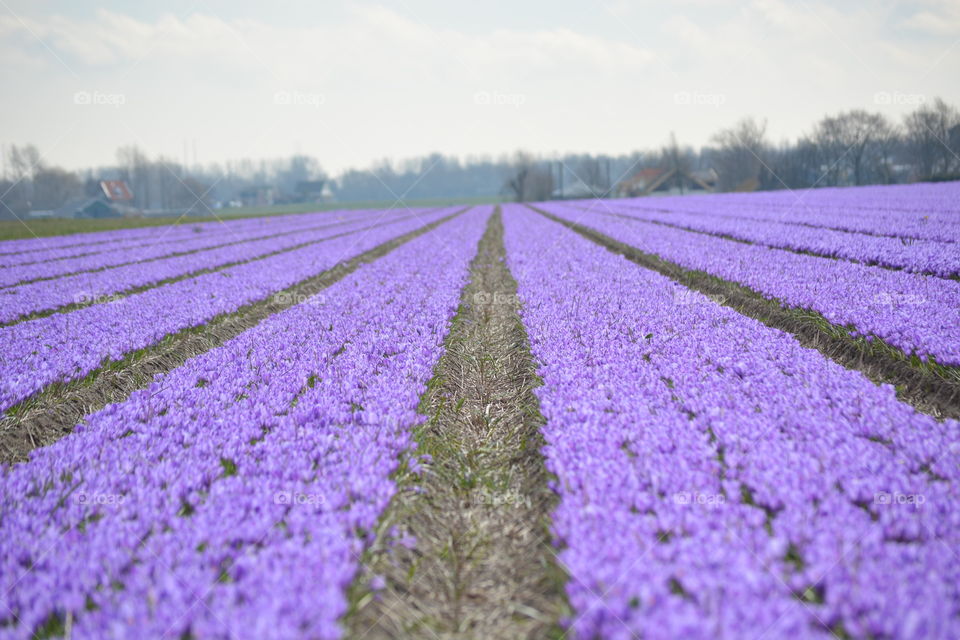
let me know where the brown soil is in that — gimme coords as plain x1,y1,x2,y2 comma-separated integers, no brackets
345,209,568,639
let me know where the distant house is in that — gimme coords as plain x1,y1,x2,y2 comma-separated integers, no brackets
239,186,275,207
61,197,121,218
552,179,606,200
294,180,328,203
27,197,118,219
618,168,669,196
690,168,718,190
100,180,134,203
617,167,715,197
26,180,136,219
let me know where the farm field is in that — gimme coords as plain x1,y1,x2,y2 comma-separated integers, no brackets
0,196,506,242
1,182,959,639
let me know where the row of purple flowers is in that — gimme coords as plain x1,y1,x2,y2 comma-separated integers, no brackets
543,201,960,366
0,207,459,410
0,208,399,287
0,208,490,639
503,203,959,639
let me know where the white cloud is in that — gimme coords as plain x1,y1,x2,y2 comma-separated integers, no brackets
902,0,960,35
0,2,956,174
905,11,960,36
0,7,655,81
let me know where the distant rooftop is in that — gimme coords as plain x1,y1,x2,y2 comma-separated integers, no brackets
100,180,134,202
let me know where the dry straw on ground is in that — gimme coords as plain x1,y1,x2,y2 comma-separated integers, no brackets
346,209,568,640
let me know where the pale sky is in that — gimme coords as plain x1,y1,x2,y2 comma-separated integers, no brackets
1,0,958,175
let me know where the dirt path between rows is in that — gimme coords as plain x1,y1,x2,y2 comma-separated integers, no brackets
345,209,568,639
533,205,960,420
0,210,465,466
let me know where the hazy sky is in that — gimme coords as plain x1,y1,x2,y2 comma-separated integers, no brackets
1,0,957,175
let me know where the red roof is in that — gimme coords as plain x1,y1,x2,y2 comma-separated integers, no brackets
633,168,666,181
100,180,133,202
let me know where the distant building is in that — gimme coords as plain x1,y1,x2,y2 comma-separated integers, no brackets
617,167,715,197
28,197,118,219
552,179,607,200
294,180,328,203
26,180,136,218
690,168,718,190
100,180,134,203
239,186,275,207
617,168,669,196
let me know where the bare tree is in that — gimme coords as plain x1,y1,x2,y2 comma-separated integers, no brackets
710,118,769,191
31,167,82,210
503,151,554,202
1,144,43,214
872,125,902,185
525,166,554,201
903,97,960,179
810,110,895,186
504,151,534,201
659,133,693,193
8,144,42,182
275,154,327,199
576,157,608,194
116,145,150,208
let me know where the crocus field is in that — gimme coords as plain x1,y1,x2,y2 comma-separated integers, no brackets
1,182,959,639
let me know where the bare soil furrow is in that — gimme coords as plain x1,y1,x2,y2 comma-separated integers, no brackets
345,208,568,640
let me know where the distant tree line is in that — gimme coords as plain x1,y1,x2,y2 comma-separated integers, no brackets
2,97,958,217
706,98,960,192
0,146,329,218
501,96,960,201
